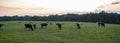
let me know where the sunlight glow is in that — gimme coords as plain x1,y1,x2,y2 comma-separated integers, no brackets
0,0,115,16
2,0,113,11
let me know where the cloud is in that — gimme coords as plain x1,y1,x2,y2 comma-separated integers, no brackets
0,6,23,10
97,0,120,12
111,2,120,5
0,6,73,16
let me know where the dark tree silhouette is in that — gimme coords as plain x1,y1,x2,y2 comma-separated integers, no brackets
0,11,120,24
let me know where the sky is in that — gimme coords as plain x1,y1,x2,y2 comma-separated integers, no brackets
98,0,120,13
0,0,119,16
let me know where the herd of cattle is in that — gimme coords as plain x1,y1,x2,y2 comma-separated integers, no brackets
25,22,64,31
0,22,105,31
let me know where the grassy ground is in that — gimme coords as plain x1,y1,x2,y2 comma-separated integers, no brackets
0,21,120,43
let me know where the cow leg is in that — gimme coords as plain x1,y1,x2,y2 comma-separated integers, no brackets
33,25,36,29
35,26,36,29
58,26,62,30
31,28,33,31
34,26,36,29
45,26,47,28
78,26,80,29
59,27,61,30
60,27,62,30
0,26,1,30
102,24,105,27
77,25,80,29
41,26,43,29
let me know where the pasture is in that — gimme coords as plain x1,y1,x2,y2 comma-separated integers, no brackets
0,21,120,43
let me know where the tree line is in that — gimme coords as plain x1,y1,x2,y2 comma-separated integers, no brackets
0,11,120,24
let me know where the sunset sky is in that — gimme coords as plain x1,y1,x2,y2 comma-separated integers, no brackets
0,0,119,16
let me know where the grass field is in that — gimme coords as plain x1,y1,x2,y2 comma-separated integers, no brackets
0,21,120,43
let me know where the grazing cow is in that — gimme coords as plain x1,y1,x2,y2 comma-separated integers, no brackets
41,23,48,29
56,23,62,30
97,22,105,27
0,24,4,30
33,24,36,29
25,24,33,31
76,23,81,29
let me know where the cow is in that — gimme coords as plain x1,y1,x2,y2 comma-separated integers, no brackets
0,24,4,30
33,24,36,29
41,23,48,29
24,24,33,31
76,23,81,29
56,23,62,30
97,22,105,27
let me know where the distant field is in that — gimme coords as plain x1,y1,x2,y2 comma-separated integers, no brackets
0,21,120,43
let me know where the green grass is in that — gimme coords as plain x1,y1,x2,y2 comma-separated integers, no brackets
0,21,120,43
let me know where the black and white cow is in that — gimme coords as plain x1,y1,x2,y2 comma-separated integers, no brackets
56,23,62,30
76,23,81,29
97,22,105,27
24,24,33,31
41,23,48,29
33,24,36,29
